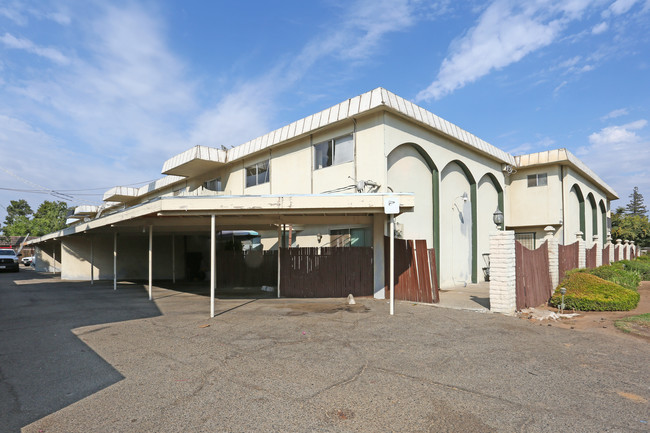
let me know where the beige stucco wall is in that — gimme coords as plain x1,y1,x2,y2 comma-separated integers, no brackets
34,241,61,272
506,165,562,228
60,234,186,281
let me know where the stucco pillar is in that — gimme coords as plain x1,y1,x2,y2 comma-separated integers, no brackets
576,232,586,269
606,233,614,264
489,230,516,315
624,239,630,260
544,226,559,292
373,213,386,299
593,235,601,267
615,239,622,262
630,241,636,259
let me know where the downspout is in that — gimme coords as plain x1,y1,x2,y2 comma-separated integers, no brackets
561,165,566,245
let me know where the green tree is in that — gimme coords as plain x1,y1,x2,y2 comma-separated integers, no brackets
30,201,70,236
3,199,33,226
611,212,650,247
625,186,648,216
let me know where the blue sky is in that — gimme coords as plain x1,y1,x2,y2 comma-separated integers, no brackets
1,0,649,224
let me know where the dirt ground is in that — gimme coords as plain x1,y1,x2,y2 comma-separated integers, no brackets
522,281,650,340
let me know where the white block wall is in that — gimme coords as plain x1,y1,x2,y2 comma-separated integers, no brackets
489,231,516,314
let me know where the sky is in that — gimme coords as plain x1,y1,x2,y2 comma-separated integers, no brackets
1,0,649,224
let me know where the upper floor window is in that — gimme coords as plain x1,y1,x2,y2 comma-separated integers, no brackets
246,160,269,187
527,173,547,187
314,134,353,170
204,177,222,192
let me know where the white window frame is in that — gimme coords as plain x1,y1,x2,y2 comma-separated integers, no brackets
245,160,270,188
313,134,353,170
527,173,547,187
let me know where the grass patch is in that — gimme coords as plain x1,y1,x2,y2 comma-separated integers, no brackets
616,260,650,280
550,273,640,311
615,313,650,337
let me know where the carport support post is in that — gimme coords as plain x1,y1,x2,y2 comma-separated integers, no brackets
90,237,94,285
389,214,395,316
148,225,153,301
113,232,117,291
172,235,176,284
210,215,215,318
277,226,281,298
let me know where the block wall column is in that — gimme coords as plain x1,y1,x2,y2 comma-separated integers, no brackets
489,230,516,315
593,235,601,267
576,232,586,269
544,226,559,291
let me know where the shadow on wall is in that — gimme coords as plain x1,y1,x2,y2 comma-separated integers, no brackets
0,271,161,433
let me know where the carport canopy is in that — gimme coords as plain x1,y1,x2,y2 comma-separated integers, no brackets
27,193,414,317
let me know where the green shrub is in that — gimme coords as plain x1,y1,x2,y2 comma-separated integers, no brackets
550,273,640,311
618,260,650,280
587,265,641,291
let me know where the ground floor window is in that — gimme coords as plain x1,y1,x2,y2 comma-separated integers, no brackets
329,227,371,247
515,232,536,249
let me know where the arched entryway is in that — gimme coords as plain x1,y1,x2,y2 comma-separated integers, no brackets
440,161,476,288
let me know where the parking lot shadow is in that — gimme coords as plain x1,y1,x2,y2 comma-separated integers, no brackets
0,270,161,432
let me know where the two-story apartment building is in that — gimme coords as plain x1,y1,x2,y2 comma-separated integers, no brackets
28,88,617,302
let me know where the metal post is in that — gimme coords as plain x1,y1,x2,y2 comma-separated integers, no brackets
90,237,94,285
210,215,216,318
277,225,281,298
148,225,153,301
390,214,395,316
113,232,117,290
172,235,176,284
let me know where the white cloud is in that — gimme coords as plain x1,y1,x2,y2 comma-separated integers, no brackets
581,119,650,201
591,21,609,33
588,119,647,146
416,0,588,101
0,32,70,64
601,108,629,120
603,0,640,16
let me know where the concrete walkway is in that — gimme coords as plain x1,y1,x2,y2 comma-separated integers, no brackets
436,281,491,312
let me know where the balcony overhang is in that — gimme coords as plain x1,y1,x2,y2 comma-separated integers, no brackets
103,186,138,203
162,145,226,177
73,205,99,217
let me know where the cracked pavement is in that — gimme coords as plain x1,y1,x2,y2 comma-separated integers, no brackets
1,269,649,432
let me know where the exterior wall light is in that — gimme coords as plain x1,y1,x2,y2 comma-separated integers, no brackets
493,207,504,229
317,233,322,243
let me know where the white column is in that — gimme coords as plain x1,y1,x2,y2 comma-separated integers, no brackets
606,233,614,264
277,225,281,298
576,232,586,269
113,232,117,290
594,235,601,267
489,230,517,314
373,213,386,299
148,225,153,301
172,235,176,284
615,239,622,262
210,215,216,318
52,246,56,274
90,237,94,285
544,226,559,292
624,239,630,260
389,214,395,316
630,241,636,259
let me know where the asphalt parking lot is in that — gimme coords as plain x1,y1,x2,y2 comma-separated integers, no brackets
1,269,649,432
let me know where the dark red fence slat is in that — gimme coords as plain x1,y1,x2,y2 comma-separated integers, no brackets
585,245,597,269
383,237,435,303
558,241,579,282
215,250,277,287
515,241,552,310
602,245,610,266
614,246,619,262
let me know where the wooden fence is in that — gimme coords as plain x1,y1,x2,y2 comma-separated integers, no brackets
602,245,610,266
585,244,597,269
280,247,373,298
515,241,552,310
215,250,277,287
384,237,438,303
559,241,579,282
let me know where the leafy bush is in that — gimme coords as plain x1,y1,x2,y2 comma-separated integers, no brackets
550,273,640,311
587,265,641,291
565,265,640,291
617,260,650,280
